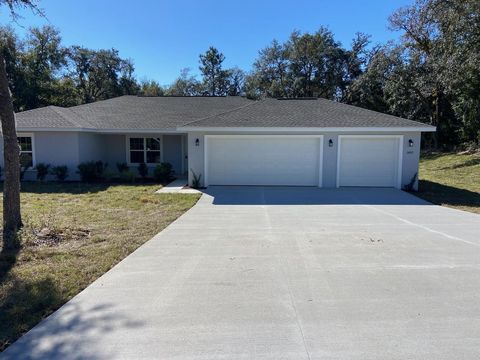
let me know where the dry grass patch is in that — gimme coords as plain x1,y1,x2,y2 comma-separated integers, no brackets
0,182,200,351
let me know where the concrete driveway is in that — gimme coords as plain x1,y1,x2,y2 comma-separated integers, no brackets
3,187,480,359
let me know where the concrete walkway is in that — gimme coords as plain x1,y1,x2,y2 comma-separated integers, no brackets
2,187,480,359
155,178,201,194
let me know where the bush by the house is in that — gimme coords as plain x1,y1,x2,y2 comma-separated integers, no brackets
103,168,116,182
153,162,173,182
191,169,202,189
120,170,136,183
50,165,69,181
116,162,129,173
403,173,418,192
138,163,148,179
35,163,51,181
77,161,108,182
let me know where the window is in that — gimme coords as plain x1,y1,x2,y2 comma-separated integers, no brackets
18,135,34,168
128,137,161,164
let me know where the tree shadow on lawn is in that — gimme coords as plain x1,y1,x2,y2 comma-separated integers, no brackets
1,275,144,358
0,181,164,195
0,276,63,352
420,152,452,161
19,182,113,194
0,245,20,285
439,157,480,170
417,180,480,209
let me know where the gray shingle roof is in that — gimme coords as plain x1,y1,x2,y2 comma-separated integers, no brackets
14,106,88,129
182,98,433,129
15,95,434,131
16,96,253,130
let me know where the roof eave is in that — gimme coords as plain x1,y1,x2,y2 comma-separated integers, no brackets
15,127,184,134
179,126,437,132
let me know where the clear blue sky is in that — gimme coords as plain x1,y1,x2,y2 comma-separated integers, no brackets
0,0,411,85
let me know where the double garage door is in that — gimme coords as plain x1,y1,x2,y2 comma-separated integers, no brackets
204,135,402,188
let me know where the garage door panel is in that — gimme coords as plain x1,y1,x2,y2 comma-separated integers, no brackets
206,136,321,186
338,137,401,188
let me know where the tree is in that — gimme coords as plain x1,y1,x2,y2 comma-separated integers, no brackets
138,79,164,96
341,33,370,102
287,28,347,99
199,46,229,96
247,28,353,100
386,0,480,147
19,26,67,110
344,45,393,114
249,39,290,98
0,0,43,248
118,59,139,95
165,68,201,96
225,67,245,96
68,46,136,103
0,26,26,112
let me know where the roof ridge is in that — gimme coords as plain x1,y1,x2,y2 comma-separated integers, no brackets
67,95,131,111
180,98,262,127
50,106,95,129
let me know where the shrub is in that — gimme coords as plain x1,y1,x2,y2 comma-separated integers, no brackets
50,165,69,181
138,163,148,179
153,162,173,182
116,162,129,173
120,170,136,183
403,172,418,192
191,169,202,189
77,161,108,182
35,163,51,181
103,168,116,182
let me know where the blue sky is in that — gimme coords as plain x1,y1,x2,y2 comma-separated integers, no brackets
1,0,411,85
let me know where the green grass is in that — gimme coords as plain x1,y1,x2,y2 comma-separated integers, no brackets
417,152,480,214
0,182,200,351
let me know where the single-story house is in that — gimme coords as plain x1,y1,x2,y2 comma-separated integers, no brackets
2,95,435,189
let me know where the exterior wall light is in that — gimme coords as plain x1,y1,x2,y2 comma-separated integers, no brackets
195,138,200,147
408,139,414,147
328,139,333,147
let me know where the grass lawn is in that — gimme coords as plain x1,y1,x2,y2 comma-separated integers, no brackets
417,152,480,214
0,182,200,351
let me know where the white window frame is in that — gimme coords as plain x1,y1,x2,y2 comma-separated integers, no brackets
126,135,164,166
17,132,36,169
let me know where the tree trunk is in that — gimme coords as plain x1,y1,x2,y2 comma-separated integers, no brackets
0,52,22,248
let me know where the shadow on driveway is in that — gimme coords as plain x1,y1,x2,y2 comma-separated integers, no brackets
417,180,480,210
1,298,144,360
201,186,432,206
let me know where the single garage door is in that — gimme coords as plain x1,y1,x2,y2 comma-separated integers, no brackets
337,136,402,188
205,135,323,186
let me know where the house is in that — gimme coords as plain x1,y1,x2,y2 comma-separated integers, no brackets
3,95,435,189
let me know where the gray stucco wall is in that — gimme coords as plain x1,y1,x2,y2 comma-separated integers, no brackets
103,135,127,166
188,131,422,190
0,132,185,181
78,133,185,176
78,133,105,163
0,132,82,181
163,135,184,175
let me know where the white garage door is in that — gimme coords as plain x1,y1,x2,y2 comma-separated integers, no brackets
205,135,322,186
337,136,402,188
